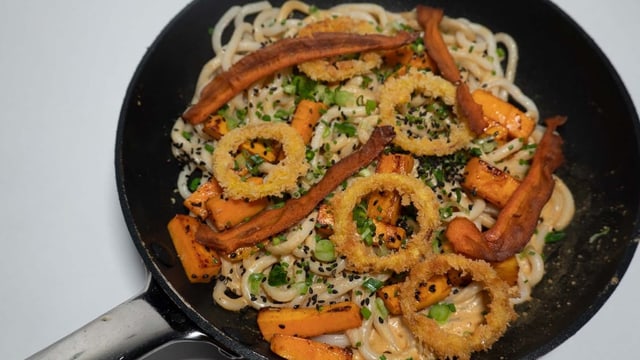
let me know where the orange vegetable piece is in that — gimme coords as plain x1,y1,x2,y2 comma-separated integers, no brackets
205,177,268,231
372,219,407,249
377,275,451,315
167,215,221,283
270,334,353,360
491,256,519,286
366,153,414,224
183,180,221,221
472,89,535,139
204,115,279,163
382,45,438,76
462,157,521,208
290,100,327,144
257,301,362,341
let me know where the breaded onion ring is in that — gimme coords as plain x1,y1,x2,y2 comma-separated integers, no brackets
297,17,383,81
212,123,307,200
400,254,516,360
379,68,474,156
330,173,440,273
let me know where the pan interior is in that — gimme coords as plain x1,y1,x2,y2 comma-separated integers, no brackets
116,0,640,359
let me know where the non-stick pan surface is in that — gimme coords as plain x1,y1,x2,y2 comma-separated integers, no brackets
116,0,640,358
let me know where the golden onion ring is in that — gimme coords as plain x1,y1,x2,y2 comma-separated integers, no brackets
212,123,308,200
379,68,474,156
297,17,382,82
330,173,440,273
399,254,516,360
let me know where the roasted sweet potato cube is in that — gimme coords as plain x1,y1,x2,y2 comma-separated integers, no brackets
471,89,535,139
167,215,221,283
376,153,415,174
367,190,402,225
203,114,229,140
204,114,278,163
491,256,519,286
183,179,222,220
462,157,521,208
270,334,353,360
206,178,269,231
377,275,451,315
291,100,326,144
257,301,362,341
372,219,406,249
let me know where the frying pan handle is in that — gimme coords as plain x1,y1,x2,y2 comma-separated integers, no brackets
26,274,240,360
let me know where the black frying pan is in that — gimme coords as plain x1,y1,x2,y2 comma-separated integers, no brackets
30,0,640,359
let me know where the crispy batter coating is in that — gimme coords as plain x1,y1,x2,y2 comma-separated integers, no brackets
378,68,474,156
297,17,382,82
400,254,516,360
212,123,308,200
330,173,440,273
198,126,396,254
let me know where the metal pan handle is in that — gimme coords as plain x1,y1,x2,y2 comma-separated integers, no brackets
26,275,241,360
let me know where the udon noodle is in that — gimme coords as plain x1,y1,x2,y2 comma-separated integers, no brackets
169,1,575,359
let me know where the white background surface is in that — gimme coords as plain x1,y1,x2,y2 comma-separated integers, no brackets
1,1,638,359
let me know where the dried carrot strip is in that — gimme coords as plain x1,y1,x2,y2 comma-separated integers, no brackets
445,116,566,261
196,126,396,253
183,32,417,125
417,6,488,134
416,5,460,83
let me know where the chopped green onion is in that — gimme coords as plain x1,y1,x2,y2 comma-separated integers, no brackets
181,131,193,141
334,121,357,137
334,89,354,107
248,273,264,294
360,307,372,320
314,239,336,262
188,176,201,192
365,99,377,115
544,230,566,244
267,263,289,286
353,202,376,246
427,303,456,324
375,297,389,319
362,277,384,293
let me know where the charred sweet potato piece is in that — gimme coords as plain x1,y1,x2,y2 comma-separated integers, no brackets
382,45,438,76
491,256,519,286
462,157,521,208
167,215,221,283
372,219,407,249
204,115,279,163
257,301,362,341
366,153,414,224
206,188,269,231
290,100,327,144
270,334,353,360
472,89,535,139
377,275,451,315
183,180,221,221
